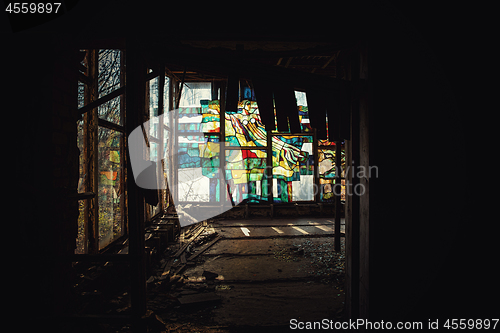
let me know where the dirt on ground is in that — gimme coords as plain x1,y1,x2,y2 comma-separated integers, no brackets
67,220,346,332
143,233,346,332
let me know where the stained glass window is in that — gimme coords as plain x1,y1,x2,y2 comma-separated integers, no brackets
225,149,268,204
177,134,221,202
318,147,346,202
201,100,220,133
176,92,221,202
225,100,267,147
167,85,344,206
295,91,312,133
174,83,217,203
272,135,314,202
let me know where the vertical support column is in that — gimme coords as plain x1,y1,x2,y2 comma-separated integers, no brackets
125,39,147,321
85,49,99,254
120,50,129,237
358,43,370,320
345,44,370,319
172,80,179,204
346,50,360,320
334,140,342,252
167,76,175,210
219,81,227,210
158,66,165,213
266,129,273,205
313,128,319,203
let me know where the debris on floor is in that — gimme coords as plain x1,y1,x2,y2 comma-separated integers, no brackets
144,218,346,330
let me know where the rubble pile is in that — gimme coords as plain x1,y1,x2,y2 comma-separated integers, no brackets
292,238,346,283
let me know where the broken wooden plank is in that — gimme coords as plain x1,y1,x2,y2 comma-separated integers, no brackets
187,235,222,261
173,225,206,258
161,258,175,277
173,264,186,276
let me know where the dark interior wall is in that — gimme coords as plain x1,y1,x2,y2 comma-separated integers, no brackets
11,33,79,323
367,3,494,321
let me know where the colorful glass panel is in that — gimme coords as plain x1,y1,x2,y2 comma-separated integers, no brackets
225,100,267,147
225,149,268,203
318,147,346,202
272,135,314,202
201,99,220,133
177,134,220,202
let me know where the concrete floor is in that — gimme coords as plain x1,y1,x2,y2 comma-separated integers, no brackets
209,217,346,238
173,217,346,329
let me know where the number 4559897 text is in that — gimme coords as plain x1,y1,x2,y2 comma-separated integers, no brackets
5,3,61,14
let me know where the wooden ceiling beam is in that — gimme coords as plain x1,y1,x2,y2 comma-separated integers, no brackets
146,43,348,92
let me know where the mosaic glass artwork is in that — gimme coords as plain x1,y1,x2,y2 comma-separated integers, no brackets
295,91,312,133
318,139,336,146
201,100,220,133
272,135,314,202
225,149,268,204
175,99,222,202
318,147,346,202
225,100,267,147
174,97,318,203
139,93,331,206
177,134,221,202
298,105,313,132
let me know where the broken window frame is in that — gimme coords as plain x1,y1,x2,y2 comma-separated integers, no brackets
144,69,168,223
76,49,128,254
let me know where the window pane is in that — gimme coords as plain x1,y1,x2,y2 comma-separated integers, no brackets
225,100,267,147
78,81,85,108
162,127,170,208
201,100,220,133
318,147,346,202
295,91,312,132
178,107,202,133
294,91,308,107
164,76,170,128
98,95,122,125
177,134,220,202
149,77,159,118
272,135,314,202
225,149,267,204
98,49,122,98
98,49,123,126
179,82,211,107
98,127,124,249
